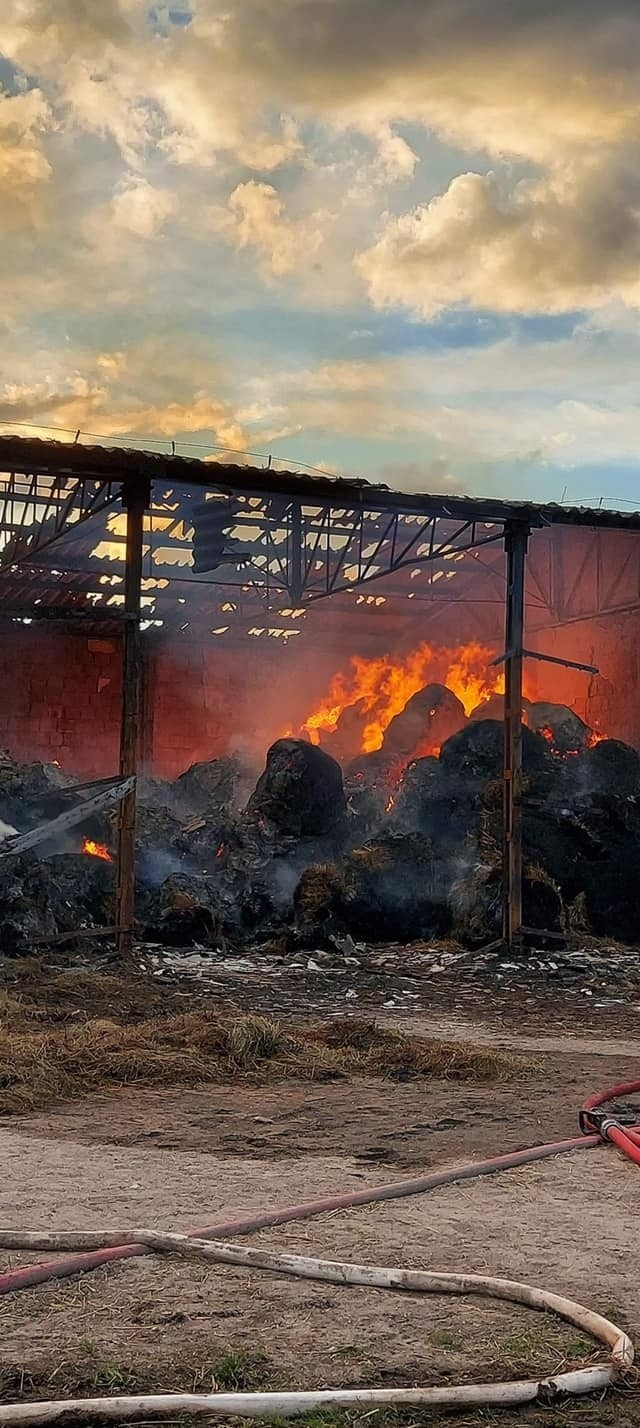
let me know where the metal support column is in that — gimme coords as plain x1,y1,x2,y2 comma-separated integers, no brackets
289,499,304,604
116,478,149,959
503,522,529,953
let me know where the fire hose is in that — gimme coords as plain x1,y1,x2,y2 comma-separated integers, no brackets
0,1077,638,1422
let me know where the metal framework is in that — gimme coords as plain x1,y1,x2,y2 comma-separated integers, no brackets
0,469,118,570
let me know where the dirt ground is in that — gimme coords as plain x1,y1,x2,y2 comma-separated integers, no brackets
2,1000,640,1427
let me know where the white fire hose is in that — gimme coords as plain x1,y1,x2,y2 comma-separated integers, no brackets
0,1229,633,1422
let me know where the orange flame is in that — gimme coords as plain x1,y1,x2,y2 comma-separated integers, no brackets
82,838,112,862
302,642,506,754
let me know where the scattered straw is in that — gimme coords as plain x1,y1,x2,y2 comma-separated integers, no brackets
0,1009,531,1116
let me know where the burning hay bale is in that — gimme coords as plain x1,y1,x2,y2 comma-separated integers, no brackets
382,683,466,760
318,698,369,763
526,701,590,757
343,831,451,941
247,738,347,839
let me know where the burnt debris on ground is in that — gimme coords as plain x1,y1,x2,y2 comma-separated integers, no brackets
0,707,640,959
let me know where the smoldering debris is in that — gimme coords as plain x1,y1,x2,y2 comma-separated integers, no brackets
2,712,640,958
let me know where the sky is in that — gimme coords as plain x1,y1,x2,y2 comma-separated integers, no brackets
1,0,640,507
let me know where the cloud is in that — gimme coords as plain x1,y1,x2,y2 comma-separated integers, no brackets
109,175,176,239
210,181,325,277
0,334,248,451
357,161,640,316
213,0,640,165
0,86,52,229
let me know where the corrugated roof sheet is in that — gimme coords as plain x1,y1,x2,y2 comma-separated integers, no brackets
1,433,640,530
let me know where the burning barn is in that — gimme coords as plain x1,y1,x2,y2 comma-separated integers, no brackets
1,433,640,959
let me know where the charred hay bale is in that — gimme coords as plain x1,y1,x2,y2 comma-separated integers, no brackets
136,804,184,851
344,750,395,838
527,701,590,757
469,695,532,723
172,755,245,817
553,787,640,943
578,738,640,795
0,853,58,954
0,760,77,831
439,719,550,784
343,831,451,942
382,684,466,760
247,739,347,838
390,757,440,831
293,863,347,944
474,788,588,902
345,750,396,785
451,861,564,948
582,843,640,944
391,761,485,853
44,852,115,934
141,873,221,948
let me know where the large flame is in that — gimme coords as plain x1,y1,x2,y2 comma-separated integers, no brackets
82,838,112,862
302,642,506,754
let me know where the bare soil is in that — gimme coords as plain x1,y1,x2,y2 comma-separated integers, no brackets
2,1007,640,1426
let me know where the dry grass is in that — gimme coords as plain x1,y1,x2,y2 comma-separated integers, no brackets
0,987,531,1114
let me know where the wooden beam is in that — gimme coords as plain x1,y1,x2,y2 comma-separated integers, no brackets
503,522,529,953
115,477,149,958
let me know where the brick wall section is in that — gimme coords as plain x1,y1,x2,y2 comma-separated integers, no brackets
0,627,340,780
0,627,121,777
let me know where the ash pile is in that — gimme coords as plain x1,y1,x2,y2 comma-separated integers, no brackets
1,697,640,957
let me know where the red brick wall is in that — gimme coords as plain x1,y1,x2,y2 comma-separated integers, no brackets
0,626,342,780
0,627,121,777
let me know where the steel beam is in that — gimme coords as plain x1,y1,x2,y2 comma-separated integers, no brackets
115,477,149,959
503,523,529,954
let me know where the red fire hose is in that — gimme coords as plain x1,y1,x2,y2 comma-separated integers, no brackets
1,1077,639,1300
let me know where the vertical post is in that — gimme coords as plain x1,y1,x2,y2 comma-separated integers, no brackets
503,522,529,953
116,477,149,959
290,499,303,604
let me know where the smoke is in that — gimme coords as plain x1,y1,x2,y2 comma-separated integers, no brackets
138,847,187,887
